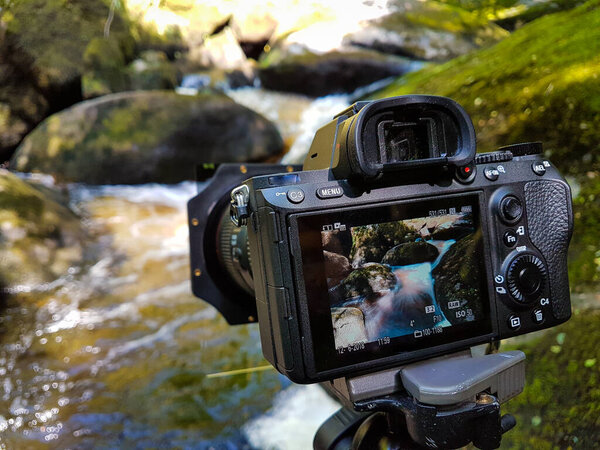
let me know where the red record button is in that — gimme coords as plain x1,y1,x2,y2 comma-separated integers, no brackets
456,164,476,183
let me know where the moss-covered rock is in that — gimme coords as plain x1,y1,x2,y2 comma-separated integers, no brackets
82,36,131,98
11,91,284,184
127,51,179,91
0,0,137,161
374,0,600,290
338,263,397,300
502,310,600,448
350,221,416,267
432,232,483,323
258,47,414,97
381,241,439,266
0,170,87,287
345,0,508,61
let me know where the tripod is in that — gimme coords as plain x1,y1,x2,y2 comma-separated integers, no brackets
314,349,525,449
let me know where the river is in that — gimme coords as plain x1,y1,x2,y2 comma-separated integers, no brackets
0,65,425,447
0,84,386,448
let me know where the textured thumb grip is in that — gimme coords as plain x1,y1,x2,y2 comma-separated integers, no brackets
524,180,573,320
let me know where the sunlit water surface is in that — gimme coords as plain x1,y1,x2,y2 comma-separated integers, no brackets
0,182,339,448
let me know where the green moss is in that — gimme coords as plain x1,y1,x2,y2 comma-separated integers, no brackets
3,0,135,86
502,310,600,448
569,175,600,289
373,0,600,290
83,37,129,96
0,170,86,285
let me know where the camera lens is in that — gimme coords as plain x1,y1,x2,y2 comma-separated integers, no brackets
216,207,254,296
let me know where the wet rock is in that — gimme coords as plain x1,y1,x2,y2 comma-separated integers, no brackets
331,307,367,348
322,230,353,259
11,91,283,184
432,233,483,324
0,170,87,287
258,47,413,97
381,241,439,266
323,251,352,286
344,0,508,61
350,221,416,268
338,263,397,301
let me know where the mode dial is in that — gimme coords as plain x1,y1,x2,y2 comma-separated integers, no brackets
507,254,547,303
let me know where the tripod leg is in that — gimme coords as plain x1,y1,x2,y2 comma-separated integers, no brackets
313,407,370,450
351,411,421,450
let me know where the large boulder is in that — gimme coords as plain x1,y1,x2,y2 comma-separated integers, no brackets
337,263,397,301
381,241,439,266
344,0,508,61
350,221,416,268
322,230,353,259
0,0,136,162
0,170,87,287
323,250,353,286
258,47,414,97
432,234,483,324
11,91,284,184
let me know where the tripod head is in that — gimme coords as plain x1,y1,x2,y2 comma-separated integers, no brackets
315,349,525,449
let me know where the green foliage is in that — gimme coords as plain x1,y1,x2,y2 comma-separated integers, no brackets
502,310,600,448
569,175,600,288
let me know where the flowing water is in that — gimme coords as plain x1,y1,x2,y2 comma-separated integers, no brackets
0,181,339,448
343,240,455,340
1,82,431,448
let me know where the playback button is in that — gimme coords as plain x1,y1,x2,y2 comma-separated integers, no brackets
508,315,521,330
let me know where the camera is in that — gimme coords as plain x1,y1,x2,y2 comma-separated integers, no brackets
188,95,573,385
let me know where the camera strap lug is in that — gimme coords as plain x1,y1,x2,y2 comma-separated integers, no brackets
230,184,250,227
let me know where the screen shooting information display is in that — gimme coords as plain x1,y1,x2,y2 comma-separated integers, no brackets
297,194,492,373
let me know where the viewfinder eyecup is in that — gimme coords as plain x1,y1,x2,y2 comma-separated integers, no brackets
303,95,477,180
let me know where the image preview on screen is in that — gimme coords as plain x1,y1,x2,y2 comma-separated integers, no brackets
321,206,484,351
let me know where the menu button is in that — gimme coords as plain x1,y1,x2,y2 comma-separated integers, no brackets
316,186,344,199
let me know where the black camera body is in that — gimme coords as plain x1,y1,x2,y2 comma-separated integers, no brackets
189,95,573,385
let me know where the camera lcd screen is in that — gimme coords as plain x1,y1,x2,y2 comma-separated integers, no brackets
295,193,492,374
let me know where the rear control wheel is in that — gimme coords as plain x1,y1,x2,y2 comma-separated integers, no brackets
506,254,547,303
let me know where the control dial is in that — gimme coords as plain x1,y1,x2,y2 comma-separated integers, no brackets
506,254,547,303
